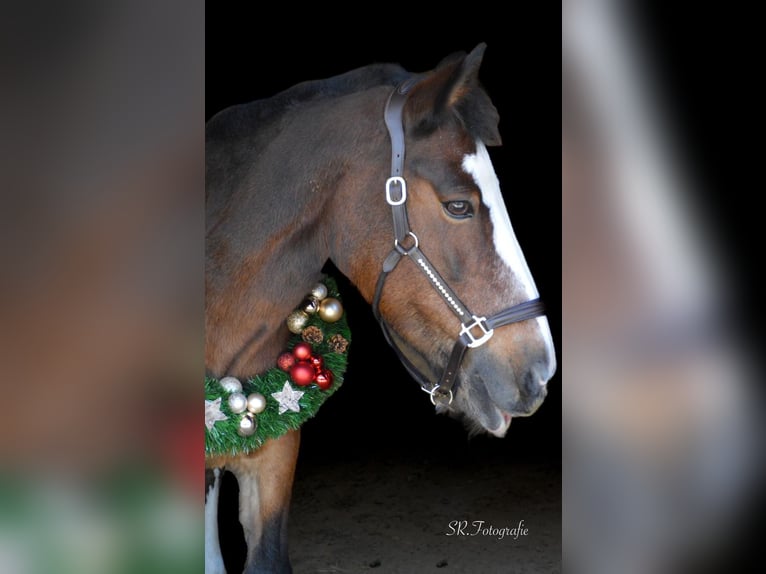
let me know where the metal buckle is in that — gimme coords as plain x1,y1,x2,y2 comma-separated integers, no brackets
422,384,454,406
460,315,494,348
386,176,407,206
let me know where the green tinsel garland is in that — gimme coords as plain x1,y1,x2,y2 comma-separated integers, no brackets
205,278,350,456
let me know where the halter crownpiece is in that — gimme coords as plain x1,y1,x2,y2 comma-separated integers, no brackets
372,79,547,407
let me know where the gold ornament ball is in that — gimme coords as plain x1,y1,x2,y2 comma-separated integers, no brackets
286,310,310,334
237,414,257,437
318,297,343,323
301,297,320,315
228,392,248,414
246,392,267,414
310,282,328,301
219,376,242,393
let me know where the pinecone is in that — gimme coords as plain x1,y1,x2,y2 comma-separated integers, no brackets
301,325,324,345
328,334,349,354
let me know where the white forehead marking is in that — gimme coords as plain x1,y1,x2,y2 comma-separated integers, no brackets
462,141,538,299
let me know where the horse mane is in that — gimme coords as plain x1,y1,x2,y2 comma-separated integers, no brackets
206,57,499,145
206,63,410,140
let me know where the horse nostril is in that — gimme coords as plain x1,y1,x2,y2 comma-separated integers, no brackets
535,365,555,387
532,321,557,385
532,345,557,387
521,363,550,403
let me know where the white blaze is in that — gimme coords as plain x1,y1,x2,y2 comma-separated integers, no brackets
462,141,556,380
462,141,537,298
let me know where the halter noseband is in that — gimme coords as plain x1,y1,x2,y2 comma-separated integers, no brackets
372,79,547,407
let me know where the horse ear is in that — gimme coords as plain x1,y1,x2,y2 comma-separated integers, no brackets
404,43,501,145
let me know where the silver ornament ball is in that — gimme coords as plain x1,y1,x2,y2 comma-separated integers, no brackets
286,310,310,334
318,297,343,323
237,414,257,437
228,392,248,414
219,376,242,393
246,392,267,414
310,282,328,301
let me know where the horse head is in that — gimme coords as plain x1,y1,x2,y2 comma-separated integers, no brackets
327,44,556,436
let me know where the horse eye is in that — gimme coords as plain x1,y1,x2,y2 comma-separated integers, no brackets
443,200,473,219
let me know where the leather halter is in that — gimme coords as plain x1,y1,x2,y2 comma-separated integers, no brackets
372,79,547,407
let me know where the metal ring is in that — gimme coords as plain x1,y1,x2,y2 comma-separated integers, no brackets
394,231,419,256
429,385,454,406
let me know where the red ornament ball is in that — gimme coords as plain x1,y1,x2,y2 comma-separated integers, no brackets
309,355,324,372
290,361,316,386
315,369,334,390
277,352,296,372
292,342,313,361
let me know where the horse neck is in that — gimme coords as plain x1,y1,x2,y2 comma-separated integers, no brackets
206,87,392,378
206,194,329,379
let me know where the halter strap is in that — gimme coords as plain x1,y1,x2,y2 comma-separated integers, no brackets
373,79,546,407
383,78,417,243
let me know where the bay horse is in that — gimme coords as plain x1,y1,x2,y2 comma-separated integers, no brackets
205,43,556,574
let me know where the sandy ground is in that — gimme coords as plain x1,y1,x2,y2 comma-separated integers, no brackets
288,451,561,574
216,425,561,574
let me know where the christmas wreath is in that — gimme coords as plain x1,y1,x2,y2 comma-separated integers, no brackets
205,278,350,456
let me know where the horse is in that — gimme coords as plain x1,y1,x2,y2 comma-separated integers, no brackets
205,43,556,574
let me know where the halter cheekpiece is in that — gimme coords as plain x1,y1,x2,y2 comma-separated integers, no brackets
372,79,547,407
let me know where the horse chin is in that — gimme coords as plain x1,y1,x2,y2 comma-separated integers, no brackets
448,407,512,438
442,389,514,438
487,409,513,437
447,365,550,437
468,406,512,438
